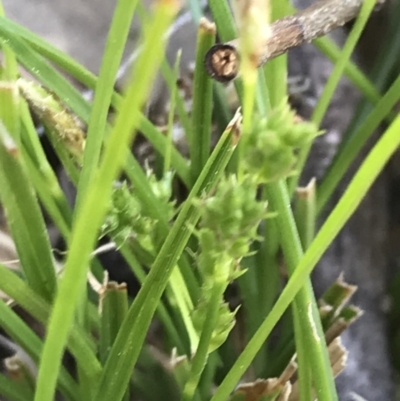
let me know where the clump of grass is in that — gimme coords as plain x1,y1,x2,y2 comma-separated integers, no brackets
0,0,399,401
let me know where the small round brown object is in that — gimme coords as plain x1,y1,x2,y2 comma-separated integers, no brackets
204,43,240,83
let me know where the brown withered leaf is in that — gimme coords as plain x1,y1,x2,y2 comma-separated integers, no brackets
234,378,284,401
232,360,297,401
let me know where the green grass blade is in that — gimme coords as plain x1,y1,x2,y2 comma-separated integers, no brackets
293,312,313,401
99,282,129,364
311,0,377,126
75,0,140,212
33,2,181,400
0,124,57,302
317,72,400,213
314,36,380,104
21,145,71,239
18,99,72,237
288,0,377,195
98,282,129,399
263,0,290,108
0,3,19,81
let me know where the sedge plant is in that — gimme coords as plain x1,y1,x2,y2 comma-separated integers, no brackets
0,0,399,401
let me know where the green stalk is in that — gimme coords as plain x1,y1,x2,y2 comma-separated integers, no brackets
266,181,337,401
207,0,237,42
98,283,130,401
264,0,289,107
190,18,215,185
168,266,200,351
254,0,288,374
180,280,227,401
237,255,262,341
255,217,280,374
0,124,57,302
294,178,316,249
264,1,320,396
293,312,313,401
0,16,96,91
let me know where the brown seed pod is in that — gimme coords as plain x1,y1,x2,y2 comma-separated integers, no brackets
204,43,240,83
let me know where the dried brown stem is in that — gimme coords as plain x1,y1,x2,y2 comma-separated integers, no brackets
205,0,378,82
